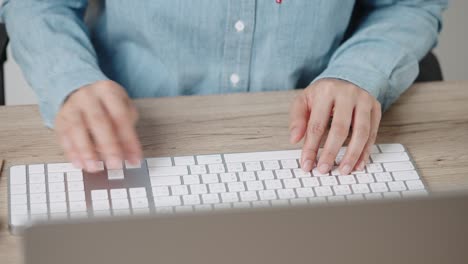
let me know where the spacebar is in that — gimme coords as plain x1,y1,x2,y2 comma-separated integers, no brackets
224,150,301,163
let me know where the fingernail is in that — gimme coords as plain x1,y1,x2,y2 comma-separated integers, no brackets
318,163,330,174
106,157,122,169
72,159,83,169
341,164,352,175
85,160,97,172
302,160,313,172
290,128,300,144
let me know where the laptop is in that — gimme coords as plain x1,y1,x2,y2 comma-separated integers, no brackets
24,192,468,264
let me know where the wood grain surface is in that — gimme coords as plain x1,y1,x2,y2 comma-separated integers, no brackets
1,81,467,263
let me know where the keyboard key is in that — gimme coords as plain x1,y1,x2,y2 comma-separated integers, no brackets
209,183,226,193
171,185,189,196
277,189,296,199
227,182,245,192
388,181,407,192
202,193,220,204
108,169,124,180
93,200,109,211
239,171,256,181
224,150,301,163
379,144,405,153
149,166,188,177
370,182,389,193
262,160,280,170
11,204,28,215
258,190,277,200
49,182,65,192
152,186,170,197
66,171,83,182
314,186,333,197
29,173,45,184
68,191,86,201
257,170,275,180
125,160,141,169
301,177,319,187
333,185,352,196
10,165,26,185
174,156,195,166
50,202,67,213
11,194,27,205
30,203,48,214
30,183,46,193
208,164,225,173
221,192,239,203
370,145,380,154
48,163,81,173
283,178,301,189
196,154,222,164
292,169,311,178
240,191,258,202
365,163,383,173
296,187,315,198
154,196,181,207
183,195,201,205
189,165,207,175
352,184,370,194
131,197,149,209
405,180,425,190
312,168,330,177
383,161,415,172
356,174,374,184
10,185,27,194
246,181,264,191
146,157,172,167
371,152,409,163
195,204,213,211
49,192,66,202
150,176,181,186
190,184,208,194
244,161,262,171
319,176,338,186
275,169,293,179
374,172,393,182
281,159,298,169
91,190,108,201
28,164,45,174
183,174,201,184
110,188,128,199
48,172,64,183
264,179,282,190
226,162,244,172
129,187,147,198
365,193,383,200
201,173,219,183
220,172,237,183
338,175,356,185
392,170,420,181
29,193,47,204
69,201,87,212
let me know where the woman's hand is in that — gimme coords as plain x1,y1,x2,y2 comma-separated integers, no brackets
289,78,382,175
55,80,142,172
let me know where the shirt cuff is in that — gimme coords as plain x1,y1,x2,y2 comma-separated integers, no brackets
39,69,109,128
312,64,391,110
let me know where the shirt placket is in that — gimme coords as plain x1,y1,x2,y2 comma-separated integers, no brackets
221,0,256,93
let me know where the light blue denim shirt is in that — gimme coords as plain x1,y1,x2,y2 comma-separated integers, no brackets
1,0,447,127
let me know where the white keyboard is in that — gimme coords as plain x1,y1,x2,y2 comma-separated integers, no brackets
8,143,428,234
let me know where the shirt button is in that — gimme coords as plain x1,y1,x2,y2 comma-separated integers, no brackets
235,20,245,32
230,74,240,86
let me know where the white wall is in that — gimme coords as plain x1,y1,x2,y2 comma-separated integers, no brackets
4,0,468,105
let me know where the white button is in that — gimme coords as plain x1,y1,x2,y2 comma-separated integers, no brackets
230,74,240,85
235,20,245,32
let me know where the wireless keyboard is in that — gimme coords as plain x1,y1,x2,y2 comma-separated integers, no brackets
8,143,428,234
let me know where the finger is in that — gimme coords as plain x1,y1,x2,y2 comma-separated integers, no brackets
301,98,333,172
83,97,124,170
289,94,309,144
57,110,99,172
59,134,82,169
103,95,142,164
318,100,353,174
355,102,382,170
340,103,372,175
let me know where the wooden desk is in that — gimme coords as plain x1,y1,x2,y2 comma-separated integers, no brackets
1,81,467,263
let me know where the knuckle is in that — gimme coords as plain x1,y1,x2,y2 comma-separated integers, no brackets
321,150,336,162
308,122,326,136
332,123,349,139
354,125,371,138
89,110,107,123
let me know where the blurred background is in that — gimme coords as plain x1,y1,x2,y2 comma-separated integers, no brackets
2,0,467,105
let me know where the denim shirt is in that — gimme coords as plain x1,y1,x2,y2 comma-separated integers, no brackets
1,0,447,127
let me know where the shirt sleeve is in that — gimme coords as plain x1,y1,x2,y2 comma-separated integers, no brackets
313,0,448,111
1,0,109,127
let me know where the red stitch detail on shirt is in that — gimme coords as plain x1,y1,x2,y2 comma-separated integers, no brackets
276,0,282,4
